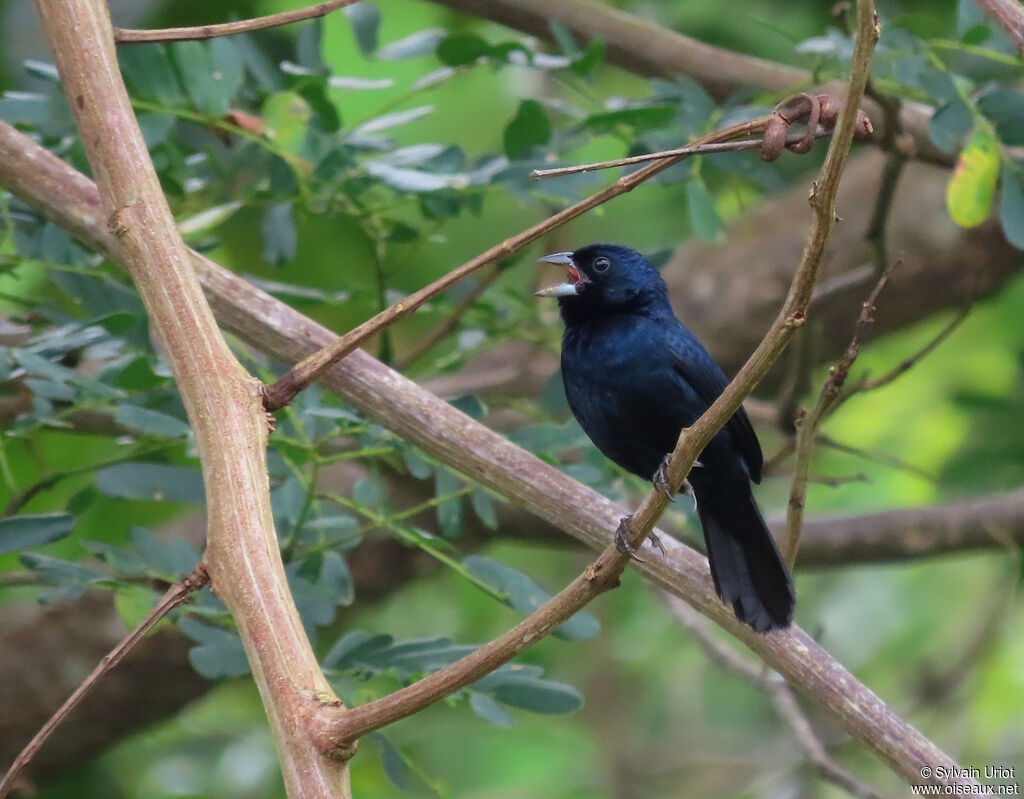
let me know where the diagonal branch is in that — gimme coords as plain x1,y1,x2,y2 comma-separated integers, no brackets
114,0,360,43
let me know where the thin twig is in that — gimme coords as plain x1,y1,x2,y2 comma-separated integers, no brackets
849,305,970,396
819,435,936,484
529,131,832,180
0,567,209,799
782,266,893,565
863,79,907,277
661,593,894,799
114,0,360,43
864,152,905,276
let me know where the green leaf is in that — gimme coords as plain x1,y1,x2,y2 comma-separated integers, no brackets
0,512,75,556
115,405,191,438
961,23,991,45
929,100,974,155
115,584,156,629
379,143,447,166
296,20,327,72
999,167,1024,250
366,163,463,192
80,539,147,575
503,100,551,159
209,37,245,105
181,618,251,679
946,126,1000,228
571,38,605,77
352,476,382,507
355,105,433,134
344,3,381,56
261,202,297,266
131,527,201,578
172,38,243,116
469,691,514,727
584,105,675,133
977,89,1024,146
471,490,499,530
323,630,392,669
450,395,486,419
548,20,579,55
435,468,464,537
262,91,311,153
19,552,104,585
462,555,600,641
378,28,445,60
437,33,491,66
686,179,724,240
476,670,584,714
403,450,434,480
119,44,184,105
138,112,176,148
25,378,75,402
370,733,409,790
95,462,206,504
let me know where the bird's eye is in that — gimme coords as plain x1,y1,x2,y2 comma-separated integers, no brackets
593,256,611,273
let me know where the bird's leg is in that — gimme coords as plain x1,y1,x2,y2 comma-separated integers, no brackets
653,455,675,502
615,515,666,562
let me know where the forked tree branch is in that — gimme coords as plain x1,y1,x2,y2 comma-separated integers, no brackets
114,0,360,43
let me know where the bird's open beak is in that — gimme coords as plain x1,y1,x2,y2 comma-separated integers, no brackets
535,251,588,297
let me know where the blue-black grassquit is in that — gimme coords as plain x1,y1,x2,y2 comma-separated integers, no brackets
537,243,794,631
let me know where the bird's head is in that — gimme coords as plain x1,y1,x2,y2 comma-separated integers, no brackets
535,243,668,320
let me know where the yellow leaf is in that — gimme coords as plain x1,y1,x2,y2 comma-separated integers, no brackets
946,126,1000,228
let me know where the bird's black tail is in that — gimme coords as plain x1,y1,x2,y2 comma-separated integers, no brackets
694,480,795,632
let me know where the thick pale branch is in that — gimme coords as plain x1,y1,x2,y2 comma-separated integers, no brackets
114,0,360,43
22,1,349,796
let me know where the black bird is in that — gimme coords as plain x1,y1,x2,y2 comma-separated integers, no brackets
537,243,795,631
